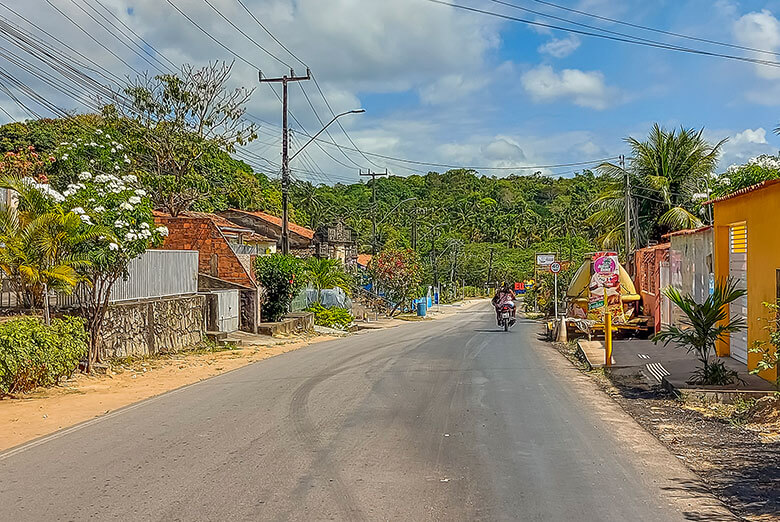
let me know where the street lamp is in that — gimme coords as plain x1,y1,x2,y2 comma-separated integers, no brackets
281,108,365,254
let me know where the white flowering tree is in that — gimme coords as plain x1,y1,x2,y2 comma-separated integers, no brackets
55,129,168,370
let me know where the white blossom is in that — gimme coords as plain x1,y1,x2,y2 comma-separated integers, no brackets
95,129,103,135
71,207,85,215
61,154,68,160
134,189,146,196
122,174,138,183
78,171,92,180
80,215,93,225
140,222,150,229
94,206,105,213
155,226,169,237
125,232,137,241
128,196,141,204
109,242,119,251
119,202,134,211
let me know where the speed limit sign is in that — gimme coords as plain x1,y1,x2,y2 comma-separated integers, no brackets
550,261,561,274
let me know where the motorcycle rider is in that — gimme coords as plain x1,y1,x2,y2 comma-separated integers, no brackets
491,284,517,326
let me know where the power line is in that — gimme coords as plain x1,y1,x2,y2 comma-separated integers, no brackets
199,0,292,68
424,0,780,69
526,0,780,58
44,0,144,76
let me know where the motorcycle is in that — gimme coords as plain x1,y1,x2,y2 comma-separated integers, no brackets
498,304,513,332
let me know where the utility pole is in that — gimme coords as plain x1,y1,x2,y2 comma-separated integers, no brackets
621,154,631,264
359,168,389,254
259,68,311,255
486,248,494,292
410,204,419,251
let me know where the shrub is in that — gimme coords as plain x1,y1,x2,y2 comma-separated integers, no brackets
306,302,354,330
0,315,88,395
254,254,305,322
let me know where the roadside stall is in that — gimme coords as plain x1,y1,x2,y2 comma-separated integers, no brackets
564,252,648,338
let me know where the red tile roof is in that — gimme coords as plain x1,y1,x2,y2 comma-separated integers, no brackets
357,254,372,267
704,178,780,205
227,209,315,239
662,225,712,239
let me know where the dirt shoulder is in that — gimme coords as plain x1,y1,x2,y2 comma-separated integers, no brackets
0,335,336,452
1,301,487,453
552,340,780,522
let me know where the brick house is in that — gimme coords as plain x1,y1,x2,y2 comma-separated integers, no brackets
153,211,263,332
218,209,316,255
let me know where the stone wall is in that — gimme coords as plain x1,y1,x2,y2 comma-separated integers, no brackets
100,294,205,359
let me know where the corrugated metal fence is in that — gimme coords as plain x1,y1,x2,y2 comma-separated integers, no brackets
1,249,199,309
111,249,199,302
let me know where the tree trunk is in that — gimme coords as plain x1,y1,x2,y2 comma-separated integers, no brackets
43,283,50,326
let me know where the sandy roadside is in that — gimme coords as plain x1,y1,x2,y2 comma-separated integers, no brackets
0,335,336,452
0,298,487,453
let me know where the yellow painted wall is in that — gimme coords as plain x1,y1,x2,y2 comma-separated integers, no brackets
713,182,780,383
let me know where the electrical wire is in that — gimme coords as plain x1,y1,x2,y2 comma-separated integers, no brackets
424,0,780,69
526,0,780,58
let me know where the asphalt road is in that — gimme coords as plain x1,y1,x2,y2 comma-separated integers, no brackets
0,303,735,521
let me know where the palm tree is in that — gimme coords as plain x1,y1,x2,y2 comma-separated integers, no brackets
302,257,352,303
0,176,107,323
590,124,726,249
653,279,746,385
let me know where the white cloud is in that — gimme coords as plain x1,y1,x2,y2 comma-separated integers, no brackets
538,35,581,58
732,128,768,145
520,65,617,110
419,75,488,105
715,127,775,169
733,10,780,79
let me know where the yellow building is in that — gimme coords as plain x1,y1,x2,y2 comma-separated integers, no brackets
711,179,780,384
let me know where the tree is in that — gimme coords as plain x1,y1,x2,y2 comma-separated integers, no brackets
711,155,780,197
106,61,257,216
302,257,352,303
368,249,422,316
653,279,746,385
0,149,102,324
591,124,726,249
254,254,305,322
54,130,165,370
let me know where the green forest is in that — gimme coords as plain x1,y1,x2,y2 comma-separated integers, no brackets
2,60,780,304
4,111,780,297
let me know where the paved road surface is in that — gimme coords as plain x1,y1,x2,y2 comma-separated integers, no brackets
1,303,734,521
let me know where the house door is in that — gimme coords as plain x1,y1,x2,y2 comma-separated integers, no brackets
729,224,748,363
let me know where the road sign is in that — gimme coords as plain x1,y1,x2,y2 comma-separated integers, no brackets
550,262,561,274
535,253,556,267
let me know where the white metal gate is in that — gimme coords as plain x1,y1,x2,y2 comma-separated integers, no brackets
213,290,240,333
729,224,748,363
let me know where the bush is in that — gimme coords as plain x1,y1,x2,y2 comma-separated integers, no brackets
254,254,305,322
306,302,354,330
0,315,88,395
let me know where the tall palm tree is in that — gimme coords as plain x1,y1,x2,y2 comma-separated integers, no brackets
590,124,726,250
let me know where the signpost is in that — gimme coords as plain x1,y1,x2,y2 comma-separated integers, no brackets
550,261,561,318
590,252,620,366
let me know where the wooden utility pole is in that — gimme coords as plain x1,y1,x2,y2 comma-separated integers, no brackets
359,169,389,254
259,68,311,254
486,248,494,291
621,154,631,264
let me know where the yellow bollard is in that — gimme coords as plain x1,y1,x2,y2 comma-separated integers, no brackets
604,311,613,367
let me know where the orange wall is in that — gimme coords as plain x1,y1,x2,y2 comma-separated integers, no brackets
713,183,780,383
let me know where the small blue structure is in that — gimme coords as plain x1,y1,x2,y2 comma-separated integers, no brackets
417,299,427,317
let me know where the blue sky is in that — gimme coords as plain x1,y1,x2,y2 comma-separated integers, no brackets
4,0,780,183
